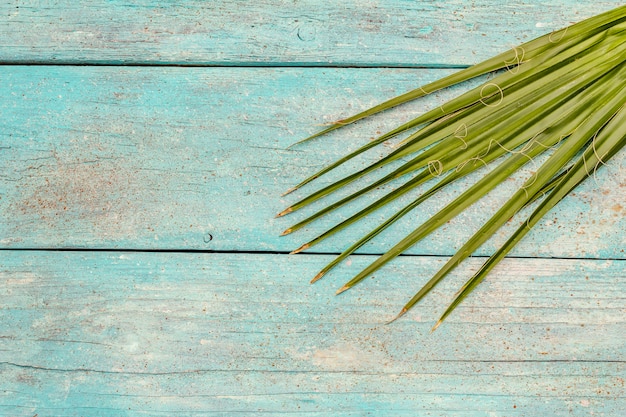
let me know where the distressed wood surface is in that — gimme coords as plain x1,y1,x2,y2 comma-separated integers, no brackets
1,251,624,416
0,1,622,66
1,65,625,258
2,1,625,416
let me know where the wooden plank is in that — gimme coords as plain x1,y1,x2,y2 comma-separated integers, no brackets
2,65,625,257
1,1,622,66
1,250,624,416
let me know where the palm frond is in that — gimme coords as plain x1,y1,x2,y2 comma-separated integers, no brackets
280,6,626,329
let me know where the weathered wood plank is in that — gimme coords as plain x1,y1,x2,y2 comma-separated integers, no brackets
0,251,624,416
2,66,625,258
1,1,622,66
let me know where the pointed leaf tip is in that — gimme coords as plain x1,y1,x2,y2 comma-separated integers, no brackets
310,271,325,284
281,187,296,197
430,320,443,333
290,243,309,254
336,285,350,295
280,228,293,236
386,307,408,325
276,207,293,217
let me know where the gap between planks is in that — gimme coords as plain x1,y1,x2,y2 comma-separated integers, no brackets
2,247,625,262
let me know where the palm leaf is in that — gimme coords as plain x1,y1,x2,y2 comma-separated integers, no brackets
280,6,626,329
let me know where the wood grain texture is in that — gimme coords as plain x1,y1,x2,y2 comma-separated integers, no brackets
0,1,622,66
1,251,624,416
3,2,625,415
2,65,625,257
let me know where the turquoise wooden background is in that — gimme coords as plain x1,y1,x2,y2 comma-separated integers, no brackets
1,1,624,416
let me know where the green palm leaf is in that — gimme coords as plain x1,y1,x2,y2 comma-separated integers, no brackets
280,6,626,329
